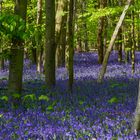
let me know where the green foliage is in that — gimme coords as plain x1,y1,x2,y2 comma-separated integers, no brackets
125,47,131,52
81,6,123,21
38,95,49,101
47,100,57,112
22,94,37,109
110,83,127,88
0,95,8,102
108,97,119,104
23,94,36,102
0,114,3,118
0,95,9,108
0,13,27,41
79,100,84,105
12,93,21,99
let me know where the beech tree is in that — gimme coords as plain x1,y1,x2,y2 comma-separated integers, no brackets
8,0,27,94
36,0,43,73
45,0,56,87
68,0,75,91
56,0,68,67
97,0,107,64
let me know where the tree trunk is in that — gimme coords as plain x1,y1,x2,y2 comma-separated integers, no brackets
131,2,136,74
97,0,132,83
97,17,105,64
31,48,37,64
0,57,4,70
133,81,140,133
117,0,123,63
97,0,107,64
118,28,123,62
0,2,4,70
8,0,27,94
60,10,68,66
138,13,140,49
56,0,68,67
68,0,75,91
82,1,89,52
36,0,43,73
45,0,56,87
103,19,108,55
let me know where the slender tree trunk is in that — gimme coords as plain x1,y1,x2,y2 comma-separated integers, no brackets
68,0,75,91
36,0,43,73
138,13,140,49
8,0,27,94
131,2,136,74
45,0,56,87
103,20,108,55
0,1,2,11
0,58,4,70
97,17,104,64
82,1,89,52
31,48,37,64
60,9,68,66
84,22,89,52
97,0,107,64
0,1,4,70
56,0,68,67
124,26,131,64
97,0,131,83
118,28,123,62
133,81,140,133
117,0,123,63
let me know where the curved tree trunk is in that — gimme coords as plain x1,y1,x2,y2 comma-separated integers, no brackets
97,0,132,83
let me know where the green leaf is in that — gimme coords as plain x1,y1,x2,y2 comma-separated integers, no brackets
108,97,119,104
38,95,49,101
23,94,36,102
10,25,14,32
0,114,3,118
12,93,21,99
125,47,131,51
110,83,127,88
47,105,54,111
79,100,84,105
0,96,8,101
52,100,57,106
47,100,57,111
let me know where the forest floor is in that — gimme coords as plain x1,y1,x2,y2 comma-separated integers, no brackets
0,51,140,139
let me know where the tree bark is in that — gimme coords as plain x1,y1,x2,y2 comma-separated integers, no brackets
97,0,132,83
8,0,27,94
36,0,43,73
0,1,4,70
56,0,68,67
68,0,75,91
131,2,135,74
97,0,107,64
45,0,56,87
133,81,140,132
117,28,123,62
